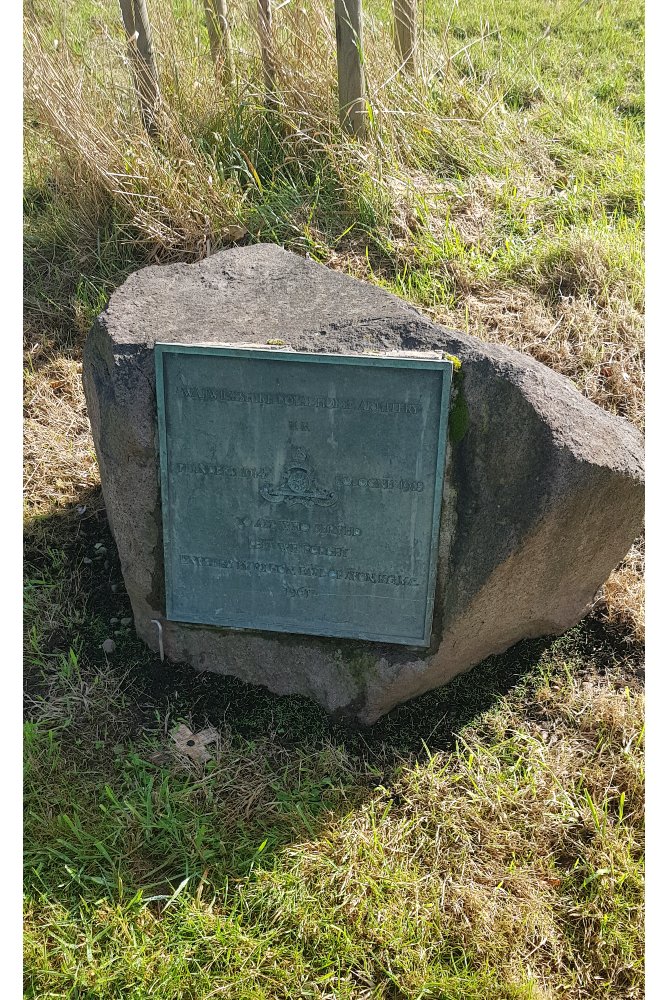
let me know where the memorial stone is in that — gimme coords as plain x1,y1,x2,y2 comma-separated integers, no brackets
83,244,644,723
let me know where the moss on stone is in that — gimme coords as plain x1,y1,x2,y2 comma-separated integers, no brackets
331,647,380,694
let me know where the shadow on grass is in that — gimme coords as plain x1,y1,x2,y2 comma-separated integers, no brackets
24,486,644,909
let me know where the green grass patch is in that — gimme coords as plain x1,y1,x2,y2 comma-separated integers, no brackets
23,508,644,998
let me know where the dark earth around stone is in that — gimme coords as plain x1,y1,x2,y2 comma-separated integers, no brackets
82,244,644,722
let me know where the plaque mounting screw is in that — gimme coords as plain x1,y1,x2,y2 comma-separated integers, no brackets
150,619,164,662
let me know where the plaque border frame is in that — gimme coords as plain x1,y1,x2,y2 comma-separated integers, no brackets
155,344,453,647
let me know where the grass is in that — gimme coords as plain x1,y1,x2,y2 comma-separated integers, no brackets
24,1,644,997
23,511,645,998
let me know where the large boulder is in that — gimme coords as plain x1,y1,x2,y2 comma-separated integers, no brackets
83,244,644,723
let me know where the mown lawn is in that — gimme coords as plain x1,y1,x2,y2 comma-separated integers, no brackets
24,1,644,997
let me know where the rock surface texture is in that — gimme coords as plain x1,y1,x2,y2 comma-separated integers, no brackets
83,244,644,723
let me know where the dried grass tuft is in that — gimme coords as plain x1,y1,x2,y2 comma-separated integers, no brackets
597,540,645,643
23,354,98,517
435,286,644,426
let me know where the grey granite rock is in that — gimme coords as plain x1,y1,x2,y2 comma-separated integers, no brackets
83,244,644,723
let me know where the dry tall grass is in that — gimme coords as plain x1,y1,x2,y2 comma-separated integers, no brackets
24,0,536,255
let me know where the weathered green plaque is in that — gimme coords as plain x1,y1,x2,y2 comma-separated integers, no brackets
155,345,453,646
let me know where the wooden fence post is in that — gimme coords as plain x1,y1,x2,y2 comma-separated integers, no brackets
393,0,417,74
119,0,160,137
334,0,367,138
257,0,277,100
203,0,235,84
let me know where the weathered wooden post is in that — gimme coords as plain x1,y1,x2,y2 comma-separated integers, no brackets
334,0,368,139
118,0,160,137
393,0,417,74
257,0,277,100
203,0,235,84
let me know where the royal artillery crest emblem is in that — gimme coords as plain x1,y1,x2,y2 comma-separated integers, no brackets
260,446,338,509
